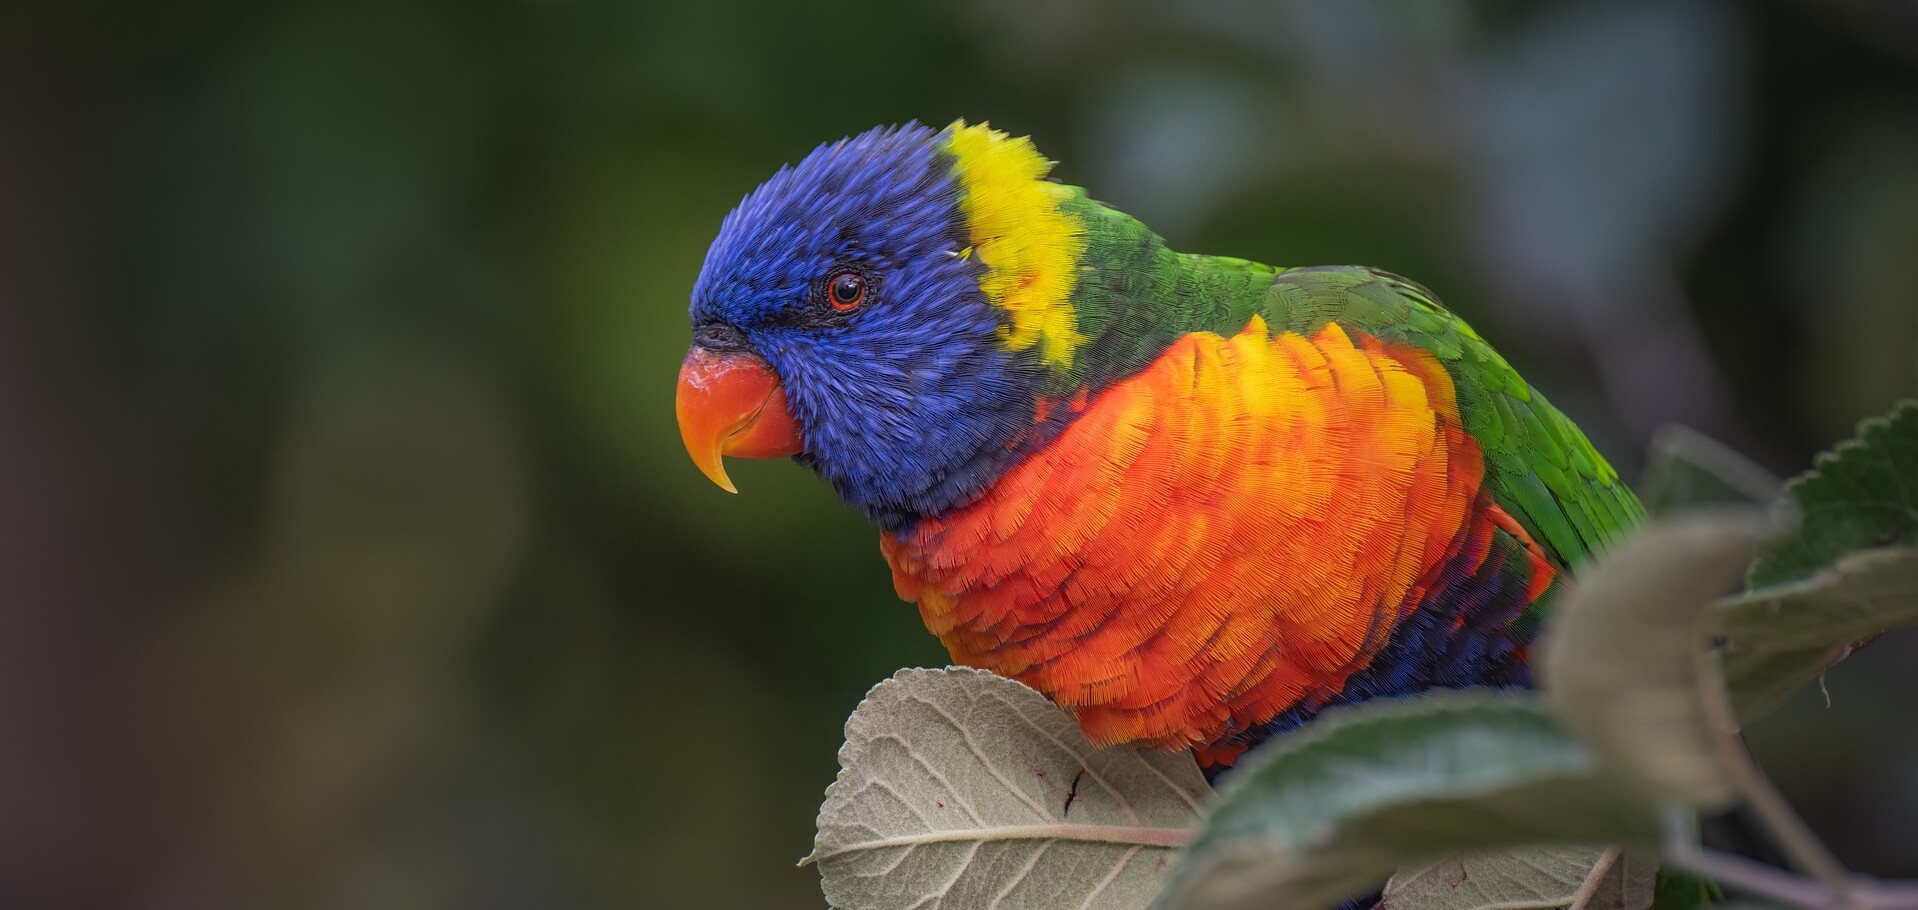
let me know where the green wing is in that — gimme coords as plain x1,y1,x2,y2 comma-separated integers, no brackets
1260,265,1643,569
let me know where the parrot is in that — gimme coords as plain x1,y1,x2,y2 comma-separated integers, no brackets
675,120,1643,775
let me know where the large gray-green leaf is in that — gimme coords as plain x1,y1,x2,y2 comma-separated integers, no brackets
1638,424,1782,516
1537,509,1773,810
1154,691,1660,910
1381,847,1656,910
1750,400,1918,587
807,668,1210,910
1718,546,1918,721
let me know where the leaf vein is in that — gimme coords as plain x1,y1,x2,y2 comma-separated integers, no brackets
809,823,1192,865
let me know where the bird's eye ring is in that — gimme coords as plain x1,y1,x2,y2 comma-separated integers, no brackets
827,271,866,311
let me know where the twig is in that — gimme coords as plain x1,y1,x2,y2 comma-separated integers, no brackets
1694,639,1854,896
1663,840,1840,910
1566,847,1621,910
1661,839,1918,910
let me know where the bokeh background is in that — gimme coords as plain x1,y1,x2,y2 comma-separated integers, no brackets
7,0,1918,907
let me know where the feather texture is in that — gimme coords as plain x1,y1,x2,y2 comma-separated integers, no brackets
687,122,1643,769
881,318,1559,761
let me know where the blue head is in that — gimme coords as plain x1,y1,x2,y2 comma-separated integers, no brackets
685,123,1058,528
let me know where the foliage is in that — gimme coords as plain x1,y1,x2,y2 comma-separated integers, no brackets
1748,402,1918,587
805,668,1208,910
1151,692,1657,910
1381,848,1655,910
1538,508,1773,810
813,400,1918,910
1636,426,1779,516
1719,546,1918,722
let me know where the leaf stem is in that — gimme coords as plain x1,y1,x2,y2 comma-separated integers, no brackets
1694,639,1853,897
1565,847,1621,910
1662,840,1918,910
803,822,1194,865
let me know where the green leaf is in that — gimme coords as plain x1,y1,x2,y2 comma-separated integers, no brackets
1381,847,1655,910
1749,400,1918,587
1721,547,1918,648
1154,691,1660,910
1717,546,1918,721
1538,509,1775,810
1717,644,1854,728
1638,425,1782,516
807,668,1211,910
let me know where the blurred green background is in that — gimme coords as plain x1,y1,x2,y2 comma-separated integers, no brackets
6,0,1918,907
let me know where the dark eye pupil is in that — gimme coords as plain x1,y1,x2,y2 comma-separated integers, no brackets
831,273,864,305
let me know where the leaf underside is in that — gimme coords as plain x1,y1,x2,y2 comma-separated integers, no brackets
1719,545,1918,721
1539,509,1773,810
809,667,1211,910
1382,847,1656,910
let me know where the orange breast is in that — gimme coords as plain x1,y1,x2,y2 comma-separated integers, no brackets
880,318,1489,749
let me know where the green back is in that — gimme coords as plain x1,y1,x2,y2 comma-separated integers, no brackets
1062,194,1642,569
1258,266,1642,568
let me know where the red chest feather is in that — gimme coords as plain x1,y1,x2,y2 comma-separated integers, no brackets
881,318,1504,750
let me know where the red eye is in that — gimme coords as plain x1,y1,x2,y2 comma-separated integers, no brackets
827,271,866,311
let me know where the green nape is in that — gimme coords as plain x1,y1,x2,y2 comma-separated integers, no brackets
1058,195,1280,392
1059,192,1644,572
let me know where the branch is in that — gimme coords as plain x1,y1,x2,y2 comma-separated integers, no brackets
1693,641,1854,896
1668,617,1918,909
1662,839,1918,910
1565,847,1622,910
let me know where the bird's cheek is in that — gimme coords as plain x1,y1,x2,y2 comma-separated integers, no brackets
675,346,804,493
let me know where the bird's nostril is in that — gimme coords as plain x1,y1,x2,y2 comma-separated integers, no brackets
693,322,751,353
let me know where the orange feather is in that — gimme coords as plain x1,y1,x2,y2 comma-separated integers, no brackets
880,318,1552,750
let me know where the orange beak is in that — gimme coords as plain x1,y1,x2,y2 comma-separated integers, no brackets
675,346,804,493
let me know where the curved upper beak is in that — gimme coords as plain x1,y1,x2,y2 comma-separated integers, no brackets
675,346,803,493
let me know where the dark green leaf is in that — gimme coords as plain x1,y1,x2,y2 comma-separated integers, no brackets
1719,643,1857,726
1154,691,1659,910
1749,400,1918,587
1638,425,1781,516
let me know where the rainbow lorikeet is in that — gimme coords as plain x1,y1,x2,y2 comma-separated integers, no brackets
676,121,1642,772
